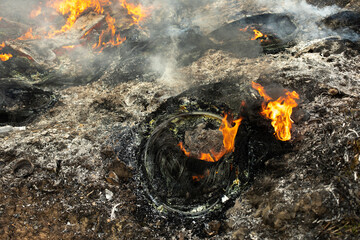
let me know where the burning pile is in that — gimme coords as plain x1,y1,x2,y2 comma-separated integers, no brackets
0,0,149,62
178,82,299,163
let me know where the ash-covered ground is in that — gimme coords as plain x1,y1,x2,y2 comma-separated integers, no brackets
1,0,360,239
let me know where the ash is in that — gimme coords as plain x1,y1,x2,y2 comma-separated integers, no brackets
1,0,360,239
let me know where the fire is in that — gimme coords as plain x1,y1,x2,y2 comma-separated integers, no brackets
239,26,268,41
251,29,266,40
251,82,299,141
9,0,148,54
239,26,249,32
17,28,42,40
92,14,126,51
178,114,242,162
0,42,12,61
119,0,148,24
48,0,111,35
62,45,77,49
30,6,42,18
0,53,13,62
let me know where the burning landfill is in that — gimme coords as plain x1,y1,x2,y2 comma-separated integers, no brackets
0,0,360,239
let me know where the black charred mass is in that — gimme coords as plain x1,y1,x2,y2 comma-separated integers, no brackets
0,79,56,126
208,13,297,55
322,11,360,34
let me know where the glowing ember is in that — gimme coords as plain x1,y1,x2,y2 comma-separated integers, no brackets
251,82,299,141
18,28,42,40
30,6,42,18
0,53,13,61
178,114,243,162
92,14,126,51
192,175,205,182
119,0,148,24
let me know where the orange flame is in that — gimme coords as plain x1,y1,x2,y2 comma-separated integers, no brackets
192,175,205,182
0,42,13,61
62,45,76,49
239,26,249,32
30,6,42,18
178,114,242,162
251,29,266,40
239,26,268,41
251,82,299,141
92,14,126,52
119,0,148,24
18,28,42,40
0,53,13,61
48,0,111,35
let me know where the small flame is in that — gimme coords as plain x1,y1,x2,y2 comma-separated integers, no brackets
18,28,42,40
0,42,12,61
30,6,42,18
251,29,266,40
251,82,299,141
119,0,148,24
92,14,126,52
239,26,268,41
62,45,77,49
178,114,242,162
239,26,249,32
0,53,13,61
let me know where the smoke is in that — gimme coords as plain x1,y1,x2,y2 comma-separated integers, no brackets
1,0,359,89
253,0,342,40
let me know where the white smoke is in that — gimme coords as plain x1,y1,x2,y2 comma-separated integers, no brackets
253,0,341,40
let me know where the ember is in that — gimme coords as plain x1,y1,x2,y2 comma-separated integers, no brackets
252,81,299,141
179,114,242,162
0,42,12,61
